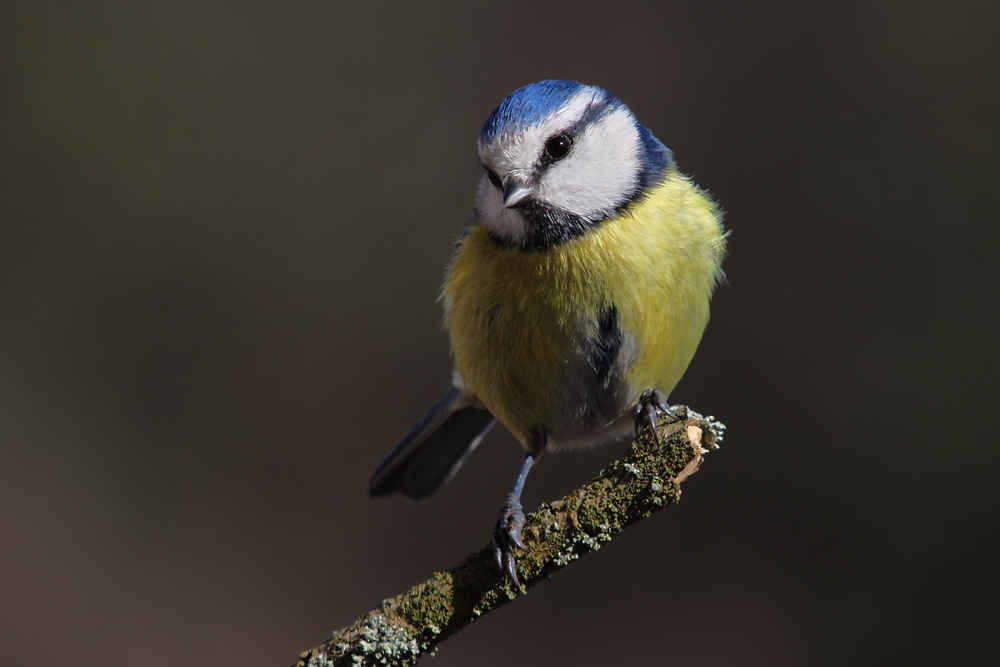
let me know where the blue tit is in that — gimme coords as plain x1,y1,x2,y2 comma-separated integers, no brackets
370,79,726,587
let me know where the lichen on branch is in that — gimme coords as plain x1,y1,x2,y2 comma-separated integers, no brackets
293,406,724,667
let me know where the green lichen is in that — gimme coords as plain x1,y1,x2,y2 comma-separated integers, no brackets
292,407,724,667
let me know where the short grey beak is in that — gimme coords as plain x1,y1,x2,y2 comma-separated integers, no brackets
502,179,532,209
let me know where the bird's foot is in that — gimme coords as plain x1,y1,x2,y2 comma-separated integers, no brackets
635,388,678,441
492,494,528,589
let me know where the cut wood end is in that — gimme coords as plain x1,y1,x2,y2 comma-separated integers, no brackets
678,423,706,482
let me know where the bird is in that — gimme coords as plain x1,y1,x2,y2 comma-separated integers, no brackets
369,79,726,588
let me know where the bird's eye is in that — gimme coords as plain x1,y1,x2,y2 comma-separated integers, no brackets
544,134,572,161
485,167,502,188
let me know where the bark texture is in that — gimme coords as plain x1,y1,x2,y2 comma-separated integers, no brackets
293,406,724,667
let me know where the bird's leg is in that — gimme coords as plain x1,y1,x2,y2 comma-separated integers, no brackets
492,451,536,589
635,388,679,441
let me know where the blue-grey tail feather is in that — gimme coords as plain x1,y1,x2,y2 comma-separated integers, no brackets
369,386,496,500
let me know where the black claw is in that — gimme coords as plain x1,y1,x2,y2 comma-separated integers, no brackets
510,530,527,552
635,388,679,438
504,551,520,588
493,495,527,589
645,403,659,440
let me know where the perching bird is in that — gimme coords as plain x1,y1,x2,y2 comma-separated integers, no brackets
370,80,726,587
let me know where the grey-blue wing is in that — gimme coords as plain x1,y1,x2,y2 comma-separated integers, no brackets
369,385,496,500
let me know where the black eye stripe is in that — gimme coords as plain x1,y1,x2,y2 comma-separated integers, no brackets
535,102,612,169
482,103,618,192
484,167,502,188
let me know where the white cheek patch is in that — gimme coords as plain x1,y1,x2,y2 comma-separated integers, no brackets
474,175,529,245
539,107,641,219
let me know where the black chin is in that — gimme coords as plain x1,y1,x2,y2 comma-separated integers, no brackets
483,201,602,252
521,202,599,250
482,168,672,252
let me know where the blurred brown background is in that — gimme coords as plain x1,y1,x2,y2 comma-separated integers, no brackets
1,1,998,665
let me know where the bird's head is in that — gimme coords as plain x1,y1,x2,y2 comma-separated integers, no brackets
475,80,672,251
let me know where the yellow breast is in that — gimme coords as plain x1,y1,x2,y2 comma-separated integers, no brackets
443,172,726,443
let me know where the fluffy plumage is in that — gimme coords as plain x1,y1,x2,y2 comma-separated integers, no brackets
446,172,725,451
370,80,726,586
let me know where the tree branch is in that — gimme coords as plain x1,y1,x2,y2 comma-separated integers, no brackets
292,406,725,667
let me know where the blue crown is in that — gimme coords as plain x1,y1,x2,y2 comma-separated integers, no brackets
481,80,612,143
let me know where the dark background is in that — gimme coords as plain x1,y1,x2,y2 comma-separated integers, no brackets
2,1,998,665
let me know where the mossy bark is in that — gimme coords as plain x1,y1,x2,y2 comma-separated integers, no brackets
293,406,724,667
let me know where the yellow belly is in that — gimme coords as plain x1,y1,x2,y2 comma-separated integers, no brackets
443,172,726,445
